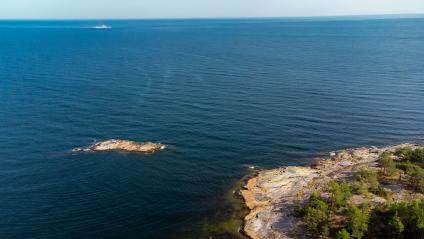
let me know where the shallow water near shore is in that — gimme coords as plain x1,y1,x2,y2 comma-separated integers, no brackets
1,17,424,238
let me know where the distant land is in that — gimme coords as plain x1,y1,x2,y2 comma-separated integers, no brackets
1,13,424,21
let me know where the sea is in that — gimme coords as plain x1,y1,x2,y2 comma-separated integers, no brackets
0,16,424,238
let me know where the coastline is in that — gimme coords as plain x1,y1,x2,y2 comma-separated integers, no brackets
240,143,423,239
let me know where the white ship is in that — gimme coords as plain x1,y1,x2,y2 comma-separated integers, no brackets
92,24,112,29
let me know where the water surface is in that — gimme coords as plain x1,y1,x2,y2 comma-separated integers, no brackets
0,17,424,238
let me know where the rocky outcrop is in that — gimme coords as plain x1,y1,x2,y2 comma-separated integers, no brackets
241,144,421,239
73,139,166,153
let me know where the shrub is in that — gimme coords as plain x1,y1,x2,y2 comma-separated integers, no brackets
395,147,413,158
353,180,369,196
405,162,424,193
328,180,352,210
409,148,424,164
336,228,350,239
357,168,379,192
408,200,424,236
396,148,424,165
368,199,424,238
375,186,393,202
395,147,413,161
388,213,404,238
348,204,369,239
380,187,394,205
302,191,330,237
379,151,396,176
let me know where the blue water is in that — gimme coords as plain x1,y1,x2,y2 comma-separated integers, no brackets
1,17,424,238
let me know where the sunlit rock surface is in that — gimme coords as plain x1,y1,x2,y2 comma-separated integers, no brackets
73,139,166,153
241,143,422,239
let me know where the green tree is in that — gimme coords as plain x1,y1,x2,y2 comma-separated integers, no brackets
408,200,424,237
379,152,396,176
328,180,352,210
388,213,404,238
336,228,350,239
409,148,424,165
396,147,424,165
395,147,413,158
303,192,330,237
368,199,424,238
348,204,369,239
405,162,424,193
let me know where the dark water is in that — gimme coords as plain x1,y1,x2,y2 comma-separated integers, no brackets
0,17,424,238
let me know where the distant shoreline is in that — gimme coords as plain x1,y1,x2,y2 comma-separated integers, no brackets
1,13,424,22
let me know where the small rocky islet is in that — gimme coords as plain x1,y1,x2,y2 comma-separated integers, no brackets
72,139,166,153
241,143,424,239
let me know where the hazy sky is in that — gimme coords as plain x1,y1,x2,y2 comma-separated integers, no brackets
1,0,424,19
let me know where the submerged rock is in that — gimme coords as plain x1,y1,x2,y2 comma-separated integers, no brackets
73,139,166,153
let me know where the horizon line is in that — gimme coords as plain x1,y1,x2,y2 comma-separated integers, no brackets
1,12,424,21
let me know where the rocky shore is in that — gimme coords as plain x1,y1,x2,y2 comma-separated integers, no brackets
73,139,166,153
241,143,423,239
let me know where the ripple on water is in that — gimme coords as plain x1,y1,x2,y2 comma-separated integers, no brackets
0,18,424,238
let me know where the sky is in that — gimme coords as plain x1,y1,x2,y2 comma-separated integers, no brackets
1,0,424,19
